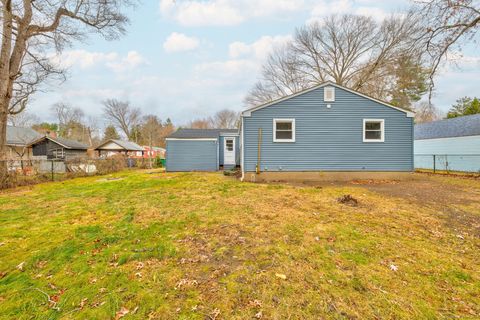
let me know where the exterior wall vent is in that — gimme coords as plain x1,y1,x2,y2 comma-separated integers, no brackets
324,87,335,102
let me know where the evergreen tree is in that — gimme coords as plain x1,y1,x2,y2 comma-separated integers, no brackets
103,125,120,141
447,97,480,118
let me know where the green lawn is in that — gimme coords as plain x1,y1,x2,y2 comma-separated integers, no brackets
0,170,479,319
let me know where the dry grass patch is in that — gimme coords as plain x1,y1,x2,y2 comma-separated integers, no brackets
0,170,479,319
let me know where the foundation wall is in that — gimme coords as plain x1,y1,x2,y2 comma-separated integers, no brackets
243,171,418,183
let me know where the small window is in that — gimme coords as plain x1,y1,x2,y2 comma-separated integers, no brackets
363,119,384,142
273,119,295,142
324,87,335,102
226,139,234,151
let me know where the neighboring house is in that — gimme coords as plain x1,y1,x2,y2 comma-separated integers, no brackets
414,114,480,173
134,146,166,159
6,125,42,160
166,129,239,171
95,139,144,158
165,82,414,180
29,136,89,160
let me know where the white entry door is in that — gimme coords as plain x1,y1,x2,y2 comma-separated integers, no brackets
223,138,235,165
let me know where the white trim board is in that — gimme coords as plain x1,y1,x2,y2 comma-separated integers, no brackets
363,119,385,143
241,81,414,118
165,138,218,141
273,118,296,143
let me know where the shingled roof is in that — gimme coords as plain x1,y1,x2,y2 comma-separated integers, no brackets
415,114,480,140
95,139,144,151
167,129,239,139
28,136,89,150
6,126,42,146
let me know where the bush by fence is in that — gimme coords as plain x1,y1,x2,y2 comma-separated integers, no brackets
0,156,163,189
414,154,480,173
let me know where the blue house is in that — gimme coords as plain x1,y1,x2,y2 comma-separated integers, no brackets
166,82,415,180
414,114,480,173
166,129,239,172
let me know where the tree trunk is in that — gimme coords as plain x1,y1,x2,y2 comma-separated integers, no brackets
0,99,9,187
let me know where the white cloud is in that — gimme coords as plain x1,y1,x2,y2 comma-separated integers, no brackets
51,50,146,72
309,0,387,24
159,0,303,26
194,35,291,89
107,51,147,72
163,32,200,53
229,35,292,60
51,50,118,69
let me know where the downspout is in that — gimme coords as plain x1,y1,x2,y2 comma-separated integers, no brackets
240,116,245,181
256,128,262,174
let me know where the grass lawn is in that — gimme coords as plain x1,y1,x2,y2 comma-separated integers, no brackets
0,170,479,319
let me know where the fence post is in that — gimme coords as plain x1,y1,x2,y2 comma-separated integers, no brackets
433,155,436,173
445,155,449,174
51,160,54,181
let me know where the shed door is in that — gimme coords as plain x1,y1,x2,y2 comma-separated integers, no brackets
223,138,235,165
166,139,218,172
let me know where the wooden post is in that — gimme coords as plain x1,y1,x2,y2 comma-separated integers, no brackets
433,155,436,173
256,128,262,174
51,160,54,181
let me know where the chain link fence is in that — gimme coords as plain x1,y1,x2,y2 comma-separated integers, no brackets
414,154,480,173
0,156,163,189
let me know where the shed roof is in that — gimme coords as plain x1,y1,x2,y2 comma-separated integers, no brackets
414,114,480,140
6,125,42,146
28,136,89,149
95,139,144,151
167,129,239,139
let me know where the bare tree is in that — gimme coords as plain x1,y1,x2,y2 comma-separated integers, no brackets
103,99,141,140
7,111,40,127
415,0,480,99
210,109,239,129
414,101,443,123
51,102,84,132
187,118,214,129
0,0,132,183
140,115,163,168
245,13,427,108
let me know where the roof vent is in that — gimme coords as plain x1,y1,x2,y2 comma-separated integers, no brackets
324,87,335,102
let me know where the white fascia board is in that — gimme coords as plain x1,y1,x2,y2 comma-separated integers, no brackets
165,138,218,141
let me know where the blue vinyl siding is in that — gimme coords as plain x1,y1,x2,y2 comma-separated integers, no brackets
242,86,413,172
166,140,218,172
219,135,240,167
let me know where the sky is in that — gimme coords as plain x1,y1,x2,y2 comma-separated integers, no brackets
29,0,480,126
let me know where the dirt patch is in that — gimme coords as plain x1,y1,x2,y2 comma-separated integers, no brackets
356,179,475,206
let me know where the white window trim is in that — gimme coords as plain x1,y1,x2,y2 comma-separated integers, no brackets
324,87,335,102
363,119,385,143
273,118,296,143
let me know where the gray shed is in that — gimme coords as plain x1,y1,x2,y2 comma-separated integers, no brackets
166,129,239,172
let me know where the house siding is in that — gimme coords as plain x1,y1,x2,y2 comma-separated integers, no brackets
219,135,240,167
32,140,87,160
166,140,218,172
242,86,413,172
414,135,480,172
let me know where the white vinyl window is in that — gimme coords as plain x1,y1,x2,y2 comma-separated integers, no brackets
363,119,385,142
273,119,295,142
324,87,335,102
